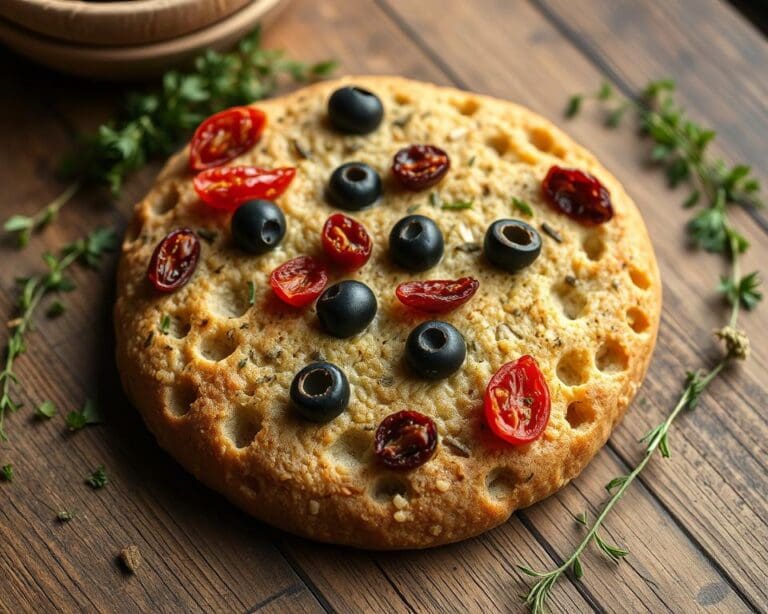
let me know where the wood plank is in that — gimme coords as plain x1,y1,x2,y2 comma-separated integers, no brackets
381,0,768,608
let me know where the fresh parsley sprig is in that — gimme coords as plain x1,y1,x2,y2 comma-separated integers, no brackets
4,27,336,247
0,229,117,440
519,79,762,613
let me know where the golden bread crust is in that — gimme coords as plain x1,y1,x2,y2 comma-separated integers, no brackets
114,76,661,549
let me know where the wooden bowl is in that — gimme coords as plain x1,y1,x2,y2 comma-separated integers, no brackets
0,0,252,46
0,0,289,80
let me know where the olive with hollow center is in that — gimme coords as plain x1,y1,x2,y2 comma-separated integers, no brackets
328,86,384,134
389,214,444,271
231,199,286,254
405,320,466,379
290,362,350,422
317,280,377,338
483,219,542,273
328,162,382,211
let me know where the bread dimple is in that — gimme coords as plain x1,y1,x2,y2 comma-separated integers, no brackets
114,76,661,549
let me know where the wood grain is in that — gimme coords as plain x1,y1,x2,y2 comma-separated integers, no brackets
0,0,766,612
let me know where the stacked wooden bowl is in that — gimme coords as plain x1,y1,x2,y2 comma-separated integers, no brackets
0,0,288,79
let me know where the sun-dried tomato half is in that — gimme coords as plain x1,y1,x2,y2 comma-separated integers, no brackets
194,166,296,211
375,410,438,470
147,228,200,292
270,256,329,307
189,107,266,172
395,277,479,313
392,144,450,190
541,165,613,226
321,213,373,270
484,355,550,445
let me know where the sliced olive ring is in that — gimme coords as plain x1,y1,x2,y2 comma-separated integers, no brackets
483,219,542,273
290,362,350,422
374,410,438,470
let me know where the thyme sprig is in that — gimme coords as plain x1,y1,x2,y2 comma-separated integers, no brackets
519,79,762,613
0,229,116,440
4,28,336,247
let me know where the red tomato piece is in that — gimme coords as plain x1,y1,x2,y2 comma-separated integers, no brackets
392,144,450,190
541,165,613,226
189,107,266,171
270,256,328,307
484,355,551,445
147,228,200,292
395,277,479,313
374,410,438,470
321,213,373,270
193,166,296,211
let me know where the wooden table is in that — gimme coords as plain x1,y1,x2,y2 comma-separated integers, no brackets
1,1,766,612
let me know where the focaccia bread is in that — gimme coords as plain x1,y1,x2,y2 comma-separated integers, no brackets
114,76,661,549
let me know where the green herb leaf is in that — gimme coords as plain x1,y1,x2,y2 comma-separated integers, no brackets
36,400,57,419
605,475,628,492
594,533,629,562
511,197,534,217
1,464,13,482
718,272,762,310
441,199,474,210
596,82,613,100
565,95,583,118
65,399,102,431
4,215,33,233
429,192,441,208
46,300,66,318
86,465,108,489
57,510,76,522
159,314,171,334
572,557,584,580
247,280,256,306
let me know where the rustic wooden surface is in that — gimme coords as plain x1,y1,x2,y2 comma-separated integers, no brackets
1,1,766,612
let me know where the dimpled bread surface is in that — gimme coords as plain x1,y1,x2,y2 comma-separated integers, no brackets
114,76,661,549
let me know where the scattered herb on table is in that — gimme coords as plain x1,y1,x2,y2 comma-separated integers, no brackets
1,463,12,482
86,465,108,489
65,399,102,432
45,300,66,318
521,79,763,613
35,400,57,419
0,229,116,440
56,510,76,522
4,27,336,247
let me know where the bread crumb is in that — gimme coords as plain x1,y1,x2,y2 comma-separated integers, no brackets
308,500,320,515
435,479,450,492
449,127,468,141
393,494,408,509
119,545,141,574
393,510,408,523
430,525,443,536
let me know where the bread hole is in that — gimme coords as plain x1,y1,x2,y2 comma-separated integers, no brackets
485,468,517,502
556,349,591,386
207,283,250,318
528,127,554,153
551,282,587,320
566,399,596,429
165,315,191,339
582,233,605,261
370,475,408,504
124,215,143,244
151,184,180,215
626,307,650,334
595,340,629,373
394,92,412,105
327,429,372,469
165,380,197,417
629,266,651,290
198,328,238,362
452,97,480,116
486,132,511,156
221,404,263,449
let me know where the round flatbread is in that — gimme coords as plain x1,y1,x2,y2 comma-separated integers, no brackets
115,76,661,549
